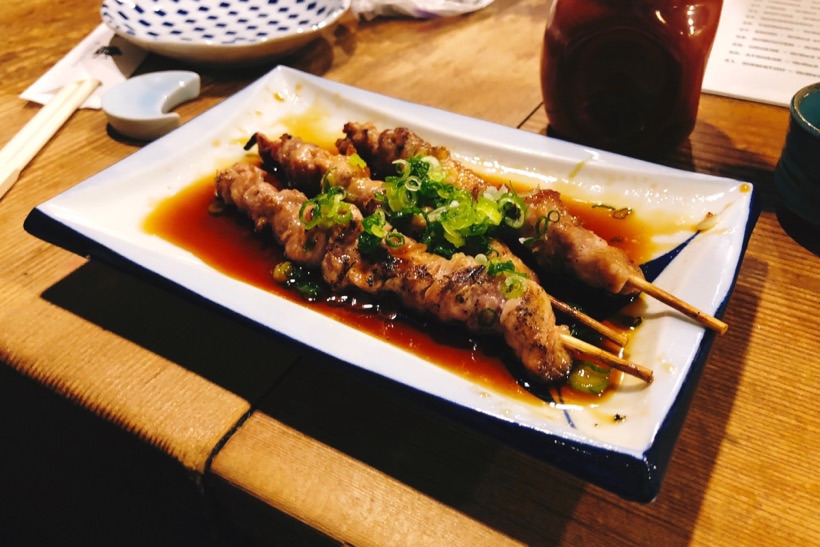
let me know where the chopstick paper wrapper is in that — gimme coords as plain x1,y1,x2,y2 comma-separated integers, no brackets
0,80,101,201
20,24,146,110
0,24,147,201
352,0,493,19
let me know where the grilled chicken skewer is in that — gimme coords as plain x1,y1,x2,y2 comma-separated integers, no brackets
336,122,728,334
217,162,571,383
216,162,653,384
251,132,629,347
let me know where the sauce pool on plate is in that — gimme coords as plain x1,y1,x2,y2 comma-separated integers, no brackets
144,170,650,405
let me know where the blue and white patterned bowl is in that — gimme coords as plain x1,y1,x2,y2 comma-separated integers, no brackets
101,0,351,65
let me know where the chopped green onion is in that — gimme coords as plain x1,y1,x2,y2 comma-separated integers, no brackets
385,231,405,248
377,154,528,259
523,209,561,246
299,201,320,229
392,158,411,178
271,261,322,301
537,210,561,236
442,222,466,248
498,192,527,228
404,175,423,192
321,169,338,192
568,361,611,395
296,281,321,300
272,261,293,283
568,158,590,179
487,259,517,276
357,231,381,255
332,201,352,224
475,195,503,226
420,155,446,183
359,208,408,254
384,181,417,213
362,208,387,237
299,187,352,230
348,153,367,169
502,275,526,298
483,258,527,298
593,203,632,219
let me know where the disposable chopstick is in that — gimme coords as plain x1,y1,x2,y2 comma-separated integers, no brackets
628,275,729,334
0,79,101,201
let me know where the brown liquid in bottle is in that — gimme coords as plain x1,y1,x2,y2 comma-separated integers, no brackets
541,0,723,157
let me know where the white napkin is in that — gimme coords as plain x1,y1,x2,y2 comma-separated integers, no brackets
352,0,494,20
20,24,147,110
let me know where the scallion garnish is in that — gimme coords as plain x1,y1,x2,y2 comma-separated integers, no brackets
367,154,528,259
299,186,352,230
272,261,322,301
487,259,516,276
593,203,632,219
502,275,526,298
523,209,561,246
348,153,367,169
484,258,528,297
384,231,406,248
568,360,611,395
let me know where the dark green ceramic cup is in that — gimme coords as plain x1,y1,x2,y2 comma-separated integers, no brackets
774,82,820,226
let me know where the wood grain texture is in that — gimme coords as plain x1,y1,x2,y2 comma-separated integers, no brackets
0,2,292,473
1,0,818,545
211,412,522,546
299,0,549,127
479,96,820,546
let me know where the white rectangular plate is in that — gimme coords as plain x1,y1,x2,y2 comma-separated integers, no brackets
25,66,758,501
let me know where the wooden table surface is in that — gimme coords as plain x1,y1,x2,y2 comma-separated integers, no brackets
1,0,818,545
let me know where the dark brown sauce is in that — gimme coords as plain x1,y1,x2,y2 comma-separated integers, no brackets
144,172,650,405
562,199,651,266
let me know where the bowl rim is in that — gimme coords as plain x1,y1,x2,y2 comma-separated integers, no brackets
100,0,352,49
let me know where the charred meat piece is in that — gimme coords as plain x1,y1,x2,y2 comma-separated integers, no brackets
216,162,333,267
215,162,573,383
520,189,641,295
255,132,383,215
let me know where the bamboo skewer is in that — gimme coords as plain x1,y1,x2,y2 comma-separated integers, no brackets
548,296,628,346
0,79,100,201
628,275,729,335
561,334,654,384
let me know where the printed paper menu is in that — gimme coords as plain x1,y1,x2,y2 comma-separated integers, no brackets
702,0,820,107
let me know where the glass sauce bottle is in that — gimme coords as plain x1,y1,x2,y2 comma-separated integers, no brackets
541,0,723,156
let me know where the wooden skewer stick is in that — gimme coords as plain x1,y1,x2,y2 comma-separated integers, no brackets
561,334,653,384
548,296,628,347
628,275,728,335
